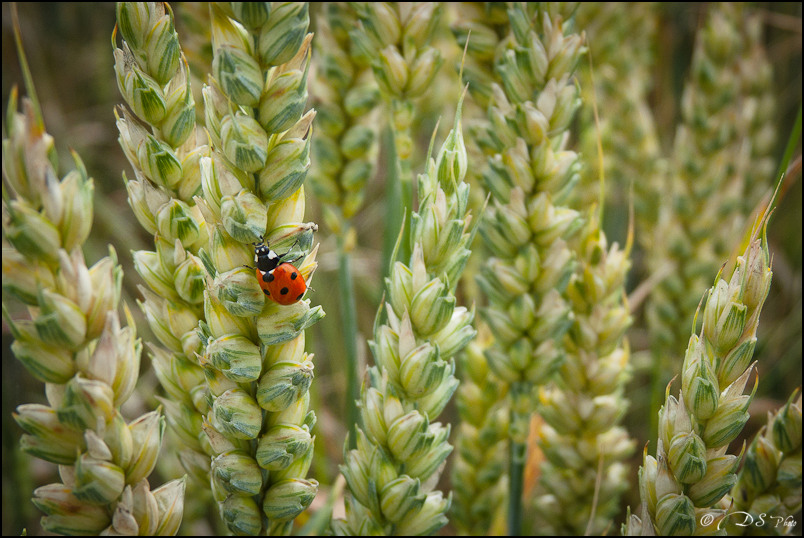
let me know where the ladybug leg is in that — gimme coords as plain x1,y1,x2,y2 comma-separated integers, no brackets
284,253,305,266
279,238,306,265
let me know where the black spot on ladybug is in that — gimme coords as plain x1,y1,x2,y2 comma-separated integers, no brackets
280,287,289,295
263,289,270,296
290,272,298,280
265,273,275,282
296,293,304,300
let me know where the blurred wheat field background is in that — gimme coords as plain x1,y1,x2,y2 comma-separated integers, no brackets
2,2,801,536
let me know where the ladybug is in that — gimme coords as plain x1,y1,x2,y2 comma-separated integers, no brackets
253,239,307,305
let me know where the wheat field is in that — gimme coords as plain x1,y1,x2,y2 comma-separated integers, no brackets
2,3,801,536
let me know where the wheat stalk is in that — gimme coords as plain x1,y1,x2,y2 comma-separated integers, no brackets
466,4,585,532
3,3,799,536
112,3,216,503
645,3,778,432
309,1,382,451
533,210,635,534
334,100,476,536
574,2,662,226
193,4,323,534
450,324,510,535
4,73,183,536
349,2,444,268
625,223,773,535
727,388,802,534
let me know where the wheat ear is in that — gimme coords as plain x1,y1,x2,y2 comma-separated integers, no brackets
195,4,322,534
5,66,183,538
625,224,773,535
334,99,476,536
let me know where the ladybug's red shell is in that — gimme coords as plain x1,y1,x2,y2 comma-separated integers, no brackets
257,262,306,305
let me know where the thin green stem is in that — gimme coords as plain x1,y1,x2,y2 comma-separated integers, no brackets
508,437,526,536
381,125,401,277
393,98,414,266
382,99,415,274
397,148,413,265
508,381,529,537
338,232,360,450
649,352,664,441
2,373,32,534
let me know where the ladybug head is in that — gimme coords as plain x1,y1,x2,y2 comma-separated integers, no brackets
254,241,280,272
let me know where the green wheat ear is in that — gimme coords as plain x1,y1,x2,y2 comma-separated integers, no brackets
725,388,802,535
113,1,212,495
349,2,445,269
309,1,382,452
447,6,516,534
626,217,774,535
115,2,324,534
533,207,635,535
465,4,585,534
195,4,323,535
5,5,185,532
334,96,475,536
645,3,777,433
450,323,510,535
573,2,662,230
